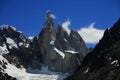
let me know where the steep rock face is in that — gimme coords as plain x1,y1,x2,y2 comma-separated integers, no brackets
65,19,120,80
69,30,88,61
35,11,89,73
69,30,88,55
38,11,56,63
55,24,72,51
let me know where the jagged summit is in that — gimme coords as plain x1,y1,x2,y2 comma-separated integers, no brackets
46,11,53,21
37,12,90,73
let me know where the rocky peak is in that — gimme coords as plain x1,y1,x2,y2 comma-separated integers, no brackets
35,12,91,73
55,23,72,51
46,11,53,22
44,11,54,31
69,30,87,56
38,12,56,48
39,11,56,40
70,30,85,43
56,23,69,41
0,25,26,42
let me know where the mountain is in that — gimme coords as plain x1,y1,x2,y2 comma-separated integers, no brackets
0,25,40,69
65,19,120,80
0,11,90,79
36,11,90,73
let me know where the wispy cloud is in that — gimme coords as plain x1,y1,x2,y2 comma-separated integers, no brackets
62,20,71,35
50,14,56,19
78,23,104,44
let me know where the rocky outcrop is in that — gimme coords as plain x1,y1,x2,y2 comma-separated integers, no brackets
65,18,120,80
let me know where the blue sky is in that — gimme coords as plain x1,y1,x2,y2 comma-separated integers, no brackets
0,0,120,47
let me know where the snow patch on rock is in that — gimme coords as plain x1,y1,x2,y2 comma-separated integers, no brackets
25,43,29,48
64,38,68,42
18,42,24,46
0,44,9,55
84,67,89,74
50,41,55,45
6,37,18,49
65,50,79,54
28,36,34,42
111,60,118,65
53,47,65,59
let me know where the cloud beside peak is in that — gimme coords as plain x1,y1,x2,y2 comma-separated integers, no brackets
50,14,56,19
62,20,71,35
78,23,105,44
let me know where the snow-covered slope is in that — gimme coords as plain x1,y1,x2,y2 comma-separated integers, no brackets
0,55,67,80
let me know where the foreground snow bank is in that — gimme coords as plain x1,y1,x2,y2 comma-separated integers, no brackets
0,55,68,80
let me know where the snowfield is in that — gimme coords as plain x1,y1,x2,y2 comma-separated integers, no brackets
0,55,68,80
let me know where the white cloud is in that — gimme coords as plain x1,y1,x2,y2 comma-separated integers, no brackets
62,20,71,35
78,22,104,44
50,14,56,19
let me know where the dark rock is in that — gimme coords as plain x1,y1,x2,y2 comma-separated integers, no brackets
55,24,72,51
65,18,120,80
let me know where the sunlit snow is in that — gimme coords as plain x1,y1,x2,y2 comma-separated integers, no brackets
0,55,67,80
53,47,65,59
64,38,68,42
111,60,118,65
65,50,79,54
50,41,55,45
6,37,18,49
84,67,89,74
